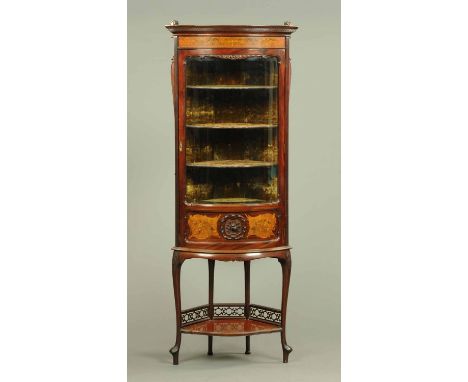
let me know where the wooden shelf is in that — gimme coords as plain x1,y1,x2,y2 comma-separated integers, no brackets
186,123,278,129
181,318,281,336
200,197,265,204
187,85,277,90
187,159,277,168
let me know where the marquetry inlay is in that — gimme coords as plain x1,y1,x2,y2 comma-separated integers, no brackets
187,214,221,240
178,36,285,49
247,213,277,239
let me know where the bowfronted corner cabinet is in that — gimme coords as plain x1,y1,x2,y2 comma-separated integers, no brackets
166,22,298,365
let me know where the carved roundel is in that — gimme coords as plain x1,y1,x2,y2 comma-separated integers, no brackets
219,214,248,240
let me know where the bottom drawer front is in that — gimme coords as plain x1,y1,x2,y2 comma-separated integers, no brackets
186,212,279,242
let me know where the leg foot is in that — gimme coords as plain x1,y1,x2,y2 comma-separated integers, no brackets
208,336,213,355
282,343,293,363
245,336,251,354
169,345,179,365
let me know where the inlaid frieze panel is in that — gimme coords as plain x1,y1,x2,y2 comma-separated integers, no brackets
178,36,285,49
186,212,279,242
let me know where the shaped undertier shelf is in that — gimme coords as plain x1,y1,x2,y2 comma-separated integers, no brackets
181,318,281,336
180,303,282,336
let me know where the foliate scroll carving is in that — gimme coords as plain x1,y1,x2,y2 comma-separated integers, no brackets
215,55,253,60
219,214,248,240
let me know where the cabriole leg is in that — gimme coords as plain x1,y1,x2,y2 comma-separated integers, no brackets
279,251,293,363
169,251,184,365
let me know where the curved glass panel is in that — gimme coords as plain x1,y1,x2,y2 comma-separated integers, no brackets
185,56,278,204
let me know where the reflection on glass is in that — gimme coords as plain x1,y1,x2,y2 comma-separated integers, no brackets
185,56,279,204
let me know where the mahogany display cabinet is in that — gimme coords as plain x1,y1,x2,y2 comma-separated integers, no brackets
166,22,298,365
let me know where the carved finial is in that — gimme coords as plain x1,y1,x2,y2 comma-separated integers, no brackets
284,21,292,26
170,20,179,26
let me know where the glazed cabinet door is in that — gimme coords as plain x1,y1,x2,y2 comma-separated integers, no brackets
181,54,282,206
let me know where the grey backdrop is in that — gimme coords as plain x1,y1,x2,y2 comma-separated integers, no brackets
128,1,340,381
